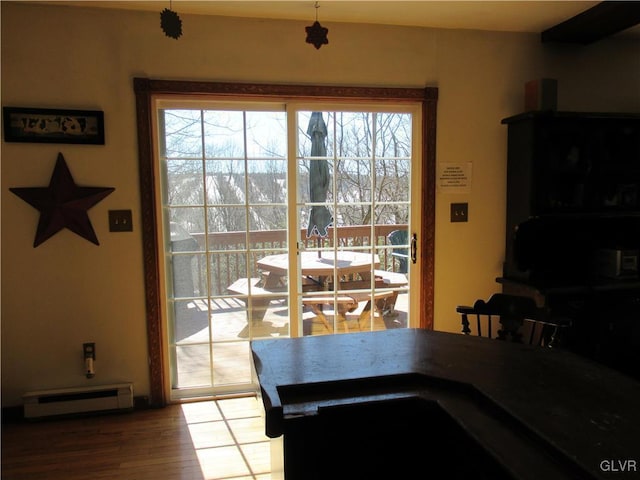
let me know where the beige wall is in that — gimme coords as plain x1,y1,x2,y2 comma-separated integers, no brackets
2,2,638,407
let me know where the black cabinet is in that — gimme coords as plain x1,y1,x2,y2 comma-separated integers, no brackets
500,111,640,379
504,111,640,214
502,111,640,283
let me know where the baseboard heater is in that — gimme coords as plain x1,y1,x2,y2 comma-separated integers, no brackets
23,383,134,419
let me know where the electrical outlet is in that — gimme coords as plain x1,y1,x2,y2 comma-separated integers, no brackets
451,203,468,222
83,342,96,360
109,209,133,232
83,342,96,379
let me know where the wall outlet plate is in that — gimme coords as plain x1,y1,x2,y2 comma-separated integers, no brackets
451,203,468,222
109,210,133,232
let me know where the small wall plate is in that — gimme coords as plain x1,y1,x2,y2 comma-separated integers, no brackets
109,209,133,232
451,203,468,222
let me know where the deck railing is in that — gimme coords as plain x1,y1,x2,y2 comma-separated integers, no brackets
174,224,408,298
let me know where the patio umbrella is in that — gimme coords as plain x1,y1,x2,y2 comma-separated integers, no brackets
306,112,333,239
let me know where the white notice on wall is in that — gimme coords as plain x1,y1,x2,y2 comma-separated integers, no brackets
437,162,472,193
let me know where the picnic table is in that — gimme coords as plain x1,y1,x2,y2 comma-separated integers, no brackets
228,251,408,329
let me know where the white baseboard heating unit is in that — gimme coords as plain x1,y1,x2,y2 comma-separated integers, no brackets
23,383,134,419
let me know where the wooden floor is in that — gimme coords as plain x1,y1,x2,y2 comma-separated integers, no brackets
2,296,409,479
2,396,272,480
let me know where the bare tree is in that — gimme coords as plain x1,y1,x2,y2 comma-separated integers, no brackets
162,108,412,235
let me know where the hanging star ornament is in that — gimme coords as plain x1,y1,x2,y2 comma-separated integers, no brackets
305,20,329,49
306,2,328,49
160,7,182,39
10,152,115,247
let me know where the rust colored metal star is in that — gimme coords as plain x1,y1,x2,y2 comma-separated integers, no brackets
10,152,115,247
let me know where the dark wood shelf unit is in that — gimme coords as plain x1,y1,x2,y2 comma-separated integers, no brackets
500,110,640,379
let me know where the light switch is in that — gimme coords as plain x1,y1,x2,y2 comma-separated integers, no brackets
109,209,133,232
451,203,468,222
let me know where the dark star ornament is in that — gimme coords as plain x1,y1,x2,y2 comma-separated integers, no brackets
305,20,329,49
10,152,115,247
160,8,182,39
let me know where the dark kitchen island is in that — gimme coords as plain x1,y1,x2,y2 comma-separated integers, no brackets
251,328,640,480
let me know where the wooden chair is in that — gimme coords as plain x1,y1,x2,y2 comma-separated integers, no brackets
456,293,571,347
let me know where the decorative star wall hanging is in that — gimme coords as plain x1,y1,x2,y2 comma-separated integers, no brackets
306,2,329,49
10,152,115,247
160,1,182,39
306,20,329,49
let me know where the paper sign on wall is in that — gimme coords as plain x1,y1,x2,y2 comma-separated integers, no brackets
437,162,472,193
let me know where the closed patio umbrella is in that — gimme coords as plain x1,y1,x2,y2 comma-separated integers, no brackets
306,112,333,239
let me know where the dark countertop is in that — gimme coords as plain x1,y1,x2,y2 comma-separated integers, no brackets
251,329,640,480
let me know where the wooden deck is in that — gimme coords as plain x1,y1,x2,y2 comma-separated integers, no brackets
174,293,409,389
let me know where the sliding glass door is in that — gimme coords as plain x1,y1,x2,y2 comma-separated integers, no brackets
155,100,421,400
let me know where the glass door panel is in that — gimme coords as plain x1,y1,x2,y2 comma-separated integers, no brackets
295,110,413,336
160,106,288,398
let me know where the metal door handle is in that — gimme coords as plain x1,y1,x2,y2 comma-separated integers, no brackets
411,233,417,264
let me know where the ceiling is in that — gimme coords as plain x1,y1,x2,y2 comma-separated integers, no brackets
32,1,640,40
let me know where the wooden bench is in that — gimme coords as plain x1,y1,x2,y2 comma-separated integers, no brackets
373,270,408,316
302,290,395,332
374,270,408,287
227,277,286,322
228,271,404,326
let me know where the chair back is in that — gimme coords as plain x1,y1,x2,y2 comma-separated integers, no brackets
456,293,571,347
387,229,409,273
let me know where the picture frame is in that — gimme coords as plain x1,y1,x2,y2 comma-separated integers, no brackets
2,107,105,145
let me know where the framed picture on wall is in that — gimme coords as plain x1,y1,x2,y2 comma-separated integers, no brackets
2,107,105,145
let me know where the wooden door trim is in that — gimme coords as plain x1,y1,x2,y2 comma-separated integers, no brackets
134,78,437,406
